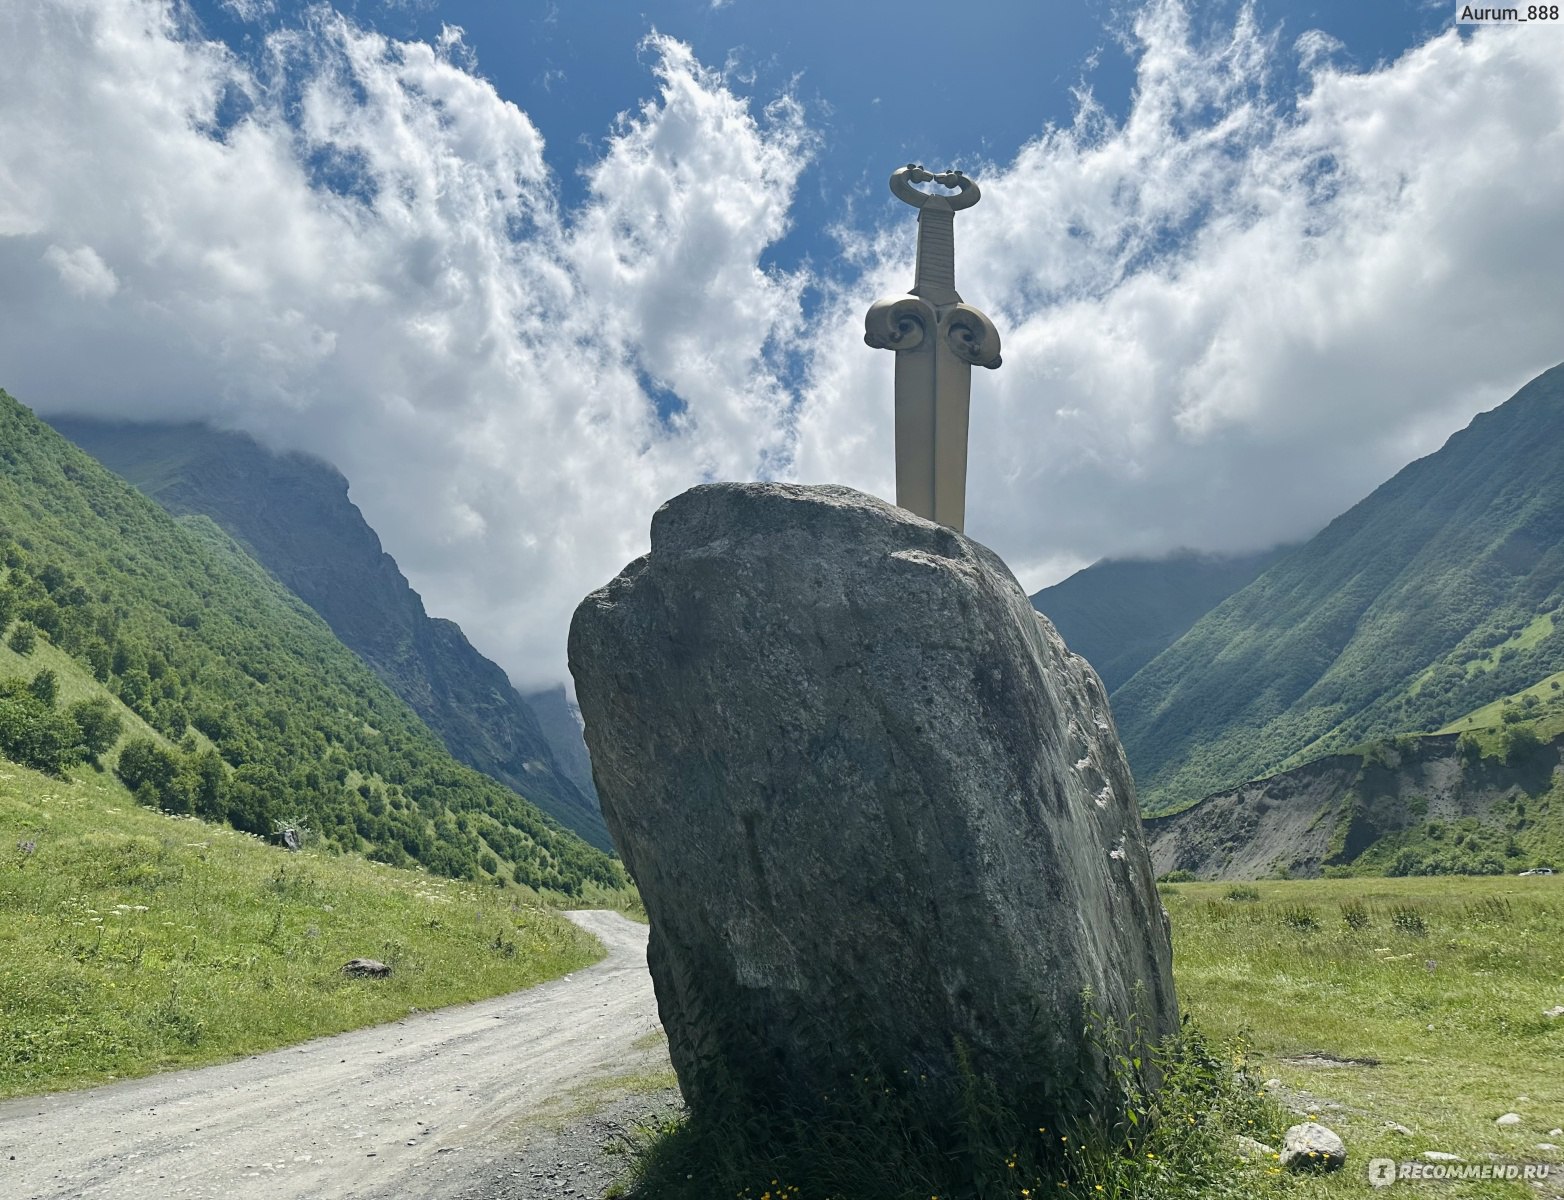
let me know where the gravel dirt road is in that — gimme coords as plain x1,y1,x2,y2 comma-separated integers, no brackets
0,910,661,1200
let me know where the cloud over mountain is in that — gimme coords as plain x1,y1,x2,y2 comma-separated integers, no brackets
1,0,1561,688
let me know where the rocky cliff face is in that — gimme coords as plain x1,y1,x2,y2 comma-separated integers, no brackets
48,418,608,850
523,684,597,801
570,483,1176,1131
1145,733,1564,879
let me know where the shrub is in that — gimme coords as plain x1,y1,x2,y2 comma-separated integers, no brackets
1341,899,1371,929
1390,905,1428,935
26,669,57,706
1279,904,1320,932
116,737,180,805
1223,885,1260,902
7,622,37,654
0,692,81,774
1158,869,1197,883
1502,723,1543,762
67,696,122,760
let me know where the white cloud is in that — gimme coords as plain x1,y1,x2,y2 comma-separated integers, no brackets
1,0,1562,694
42,245,120,299
220,0,276,20
793,3,1564,590
0,1,805,690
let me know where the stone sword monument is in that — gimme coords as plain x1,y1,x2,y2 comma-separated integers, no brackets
568,162,1178,1182
865,164,1003,533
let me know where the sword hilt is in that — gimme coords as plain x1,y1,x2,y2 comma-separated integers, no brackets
889,165,981,307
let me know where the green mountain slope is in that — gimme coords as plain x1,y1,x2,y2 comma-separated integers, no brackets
1115,362,1564,813
0,388,621,894
47,418,608,850
1030,546,1296,691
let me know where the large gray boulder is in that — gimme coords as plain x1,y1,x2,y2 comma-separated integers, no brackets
569,483,1176,1128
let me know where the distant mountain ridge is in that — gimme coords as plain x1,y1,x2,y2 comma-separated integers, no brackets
0,388,619,892
48,418,608,850
1030,546,1297,692
1112,362,1564,813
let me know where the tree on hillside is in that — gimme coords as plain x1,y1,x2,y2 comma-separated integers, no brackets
116,737,179,804
227,763,282,836
0,685,81,775
27,668,57,706
187,747,228,820
7,622,36,655
1501,723,1542,762
67,696,122,762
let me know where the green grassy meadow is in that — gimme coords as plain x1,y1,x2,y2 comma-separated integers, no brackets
1162,875,1564,1198
0,759,605,1099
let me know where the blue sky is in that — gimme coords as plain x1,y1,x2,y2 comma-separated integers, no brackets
1,1,1561,688
188,0,1453,290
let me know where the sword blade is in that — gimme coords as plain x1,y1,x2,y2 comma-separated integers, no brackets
894,331,972,533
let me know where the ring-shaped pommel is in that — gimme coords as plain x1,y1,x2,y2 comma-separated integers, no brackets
890,165,981,211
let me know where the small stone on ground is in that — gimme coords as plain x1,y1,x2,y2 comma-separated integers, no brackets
1280,1121,1346,1172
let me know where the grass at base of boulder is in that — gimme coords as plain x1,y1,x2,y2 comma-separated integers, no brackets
611,1025,1293,1200
617,874,1564,1199
0,761,606,1099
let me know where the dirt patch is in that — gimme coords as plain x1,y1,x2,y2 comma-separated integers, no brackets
1279,1053,1381,1068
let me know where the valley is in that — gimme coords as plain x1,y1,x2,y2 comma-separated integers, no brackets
1033,363,1564,881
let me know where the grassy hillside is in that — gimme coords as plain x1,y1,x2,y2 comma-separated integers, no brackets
1032,545,1296,691
0,752,604,1098
0,387,622,895
1114,363,1564,813
49,417,609,849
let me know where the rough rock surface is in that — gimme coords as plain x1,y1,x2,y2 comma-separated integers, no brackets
341,958,392,978
568,483,1177,1126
